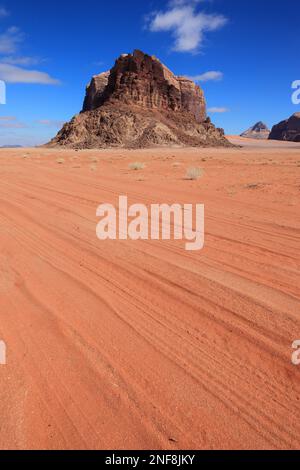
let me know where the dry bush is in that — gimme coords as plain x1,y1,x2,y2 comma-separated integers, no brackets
245,183,264,190
186,167,204,180
56,158,65,164
129,162,145,170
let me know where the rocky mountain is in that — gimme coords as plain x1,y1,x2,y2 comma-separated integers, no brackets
48,50,230,149
269,113,300,142
240,122,270,139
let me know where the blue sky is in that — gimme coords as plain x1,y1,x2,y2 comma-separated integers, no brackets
0,0,299,146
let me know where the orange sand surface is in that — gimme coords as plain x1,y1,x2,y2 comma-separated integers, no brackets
0,142,299,449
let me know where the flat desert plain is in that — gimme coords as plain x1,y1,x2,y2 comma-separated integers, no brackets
0,138,300,450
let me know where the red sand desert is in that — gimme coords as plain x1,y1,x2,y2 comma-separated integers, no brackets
0,139,300,450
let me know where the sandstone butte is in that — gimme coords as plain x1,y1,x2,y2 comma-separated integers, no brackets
269,112,300,142
47,50,231,149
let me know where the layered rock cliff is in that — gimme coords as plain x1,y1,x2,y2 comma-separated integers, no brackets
48,50,230,149
269,113,300,142
82,50,206,122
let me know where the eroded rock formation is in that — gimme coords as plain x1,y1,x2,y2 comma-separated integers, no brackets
269,113,300,142
240,122,270,139
48,50,230,148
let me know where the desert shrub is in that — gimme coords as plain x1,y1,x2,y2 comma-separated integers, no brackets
56,158,65,164
186,167,204,180
129,162,145,170
245,183,263,190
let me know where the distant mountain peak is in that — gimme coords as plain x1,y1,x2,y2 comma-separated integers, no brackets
252,121,269,130
0,144,23,148
241,121,270,139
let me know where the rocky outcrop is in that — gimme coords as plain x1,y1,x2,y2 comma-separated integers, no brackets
240,122,270,139
49,106,228,149
269,113,300,142
82,50,206,122
48,50,230,149
82,71,110,112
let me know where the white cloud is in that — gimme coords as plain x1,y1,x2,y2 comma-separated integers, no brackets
0,6,9,18
0,115,16,121
148,1,227,52
1,55,41,66
0,63,60,84
207,107,229,113
0,118,27,128
0,26,23,54
189,70,223,82
0,16,59,85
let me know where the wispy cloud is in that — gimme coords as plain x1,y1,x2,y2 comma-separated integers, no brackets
0,12,60,85
0,116,65,131
0,115,16,121
1,55,42,66
189,70,223,82
0,26,23,54
36,119,65,127
147,0,227,53
207,107,229,113
0,116,27,128
0,6,9,18
0,63,60,84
